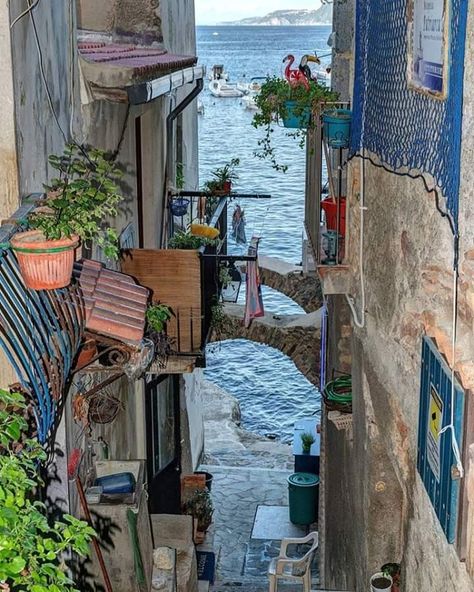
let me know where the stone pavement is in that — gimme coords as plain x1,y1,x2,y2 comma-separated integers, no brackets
199,380,319,592
200,465,319,592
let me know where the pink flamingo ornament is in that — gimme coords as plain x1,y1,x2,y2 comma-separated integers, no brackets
283,54,309,90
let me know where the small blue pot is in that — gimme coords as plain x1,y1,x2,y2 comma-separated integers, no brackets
170,197,190,216
323,109,352,148
282,101,311,129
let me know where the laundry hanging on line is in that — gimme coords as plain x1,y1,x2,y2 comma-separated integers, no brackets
244,236,264,328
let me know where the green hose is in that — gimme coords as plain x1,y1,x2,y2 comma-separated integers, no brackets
323,375,352,404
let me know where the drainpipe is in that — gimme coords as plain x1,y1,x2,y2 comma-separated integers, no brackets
160,77,204,247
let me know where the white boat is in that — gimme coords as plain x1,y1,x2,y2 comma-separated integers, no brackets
207,64,229,82
236,79,263,95
314,68,332,87
209,79,244,98
242,95,258,110
240,77,265,110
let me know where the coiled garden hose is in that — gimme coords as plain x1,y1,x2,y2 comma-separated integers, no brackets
323,375,352,404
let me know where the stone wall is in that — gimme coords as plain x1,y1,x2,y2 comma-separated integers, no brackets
257,256,323,313
322,3,474,590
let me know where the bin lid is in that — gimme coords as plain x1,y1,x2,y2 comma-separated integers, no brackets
288,472,319,487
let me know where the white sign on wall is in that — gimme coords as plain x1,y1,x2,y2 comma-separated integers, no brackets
408,0,449,98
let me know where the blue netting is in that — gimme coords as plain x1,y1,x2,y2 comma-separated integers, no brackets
350,0,469,230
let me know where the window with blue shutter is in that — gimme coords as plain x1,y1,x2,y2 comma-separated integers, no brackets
417,336,465,544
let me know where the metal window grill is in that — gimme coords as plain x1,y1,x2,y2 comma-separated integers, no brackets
417,336,465,544
0,206,84,445
350,0,469,230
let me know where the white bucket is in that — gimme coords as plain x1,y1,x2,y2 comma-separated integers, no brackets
370,572,392,592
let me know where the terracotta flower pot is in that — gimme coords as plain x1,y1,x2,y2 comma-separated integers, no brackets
10,230,79,290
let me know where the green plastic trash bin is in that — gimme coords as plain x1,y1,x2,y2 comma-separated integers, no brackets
288,472,319,525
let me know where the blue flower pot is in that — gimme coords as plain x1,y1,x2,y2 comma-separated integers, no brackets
282,101,311,129
170,198,190,216
323,109,352,148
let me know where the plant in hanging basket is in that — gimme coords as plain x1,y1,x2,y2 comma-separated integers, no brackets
11,144,124,290
252,76,338,171
170,197,190,217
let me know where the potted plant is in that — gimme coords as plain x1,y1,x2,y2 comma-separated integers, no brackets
0,389,95,590
146,303,175,368
10,144,123,290
381,563,400,592
300,432,315,454
182,488,214,534
168,230,218,250
252,76,338,172
322,108,352,148
370,572,393,592
203,158,240,196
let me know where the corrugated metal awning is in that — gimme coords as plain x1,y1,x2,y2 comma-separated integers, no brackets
78,39,204,104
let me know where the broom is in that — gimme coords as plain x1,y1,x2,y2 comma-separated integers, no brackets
68,448,114,592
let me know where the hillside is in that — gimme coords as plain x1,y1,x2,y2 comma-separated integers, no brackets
221,7,333,26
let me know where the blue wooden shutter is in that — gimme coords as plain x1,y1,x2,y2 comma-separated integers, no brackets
417,336,465,543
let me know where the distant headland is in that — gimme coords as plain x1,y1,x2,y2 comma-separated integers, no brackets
220,7,332,26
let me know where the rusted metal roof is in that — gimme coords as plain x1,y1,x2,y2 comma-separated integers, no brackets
73,259,148,345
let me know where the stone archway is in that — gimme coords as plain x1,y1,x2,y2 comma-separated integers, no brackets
257,255,323,313
210,304,322,388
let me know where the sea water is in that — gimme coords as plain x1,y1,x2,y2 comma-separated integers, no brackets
198,25,331,442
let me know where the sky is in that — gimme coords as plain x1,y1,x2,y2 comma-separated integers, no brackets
194,1,323,26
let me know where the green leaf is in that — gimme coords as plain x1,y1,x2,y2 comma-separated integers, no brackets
9,555,26,573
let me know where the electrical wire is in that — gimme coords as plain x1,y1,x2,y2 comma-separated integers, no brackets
28,0,69,144
439,247,463,477
345,151,366,328
349,152,463,474
9,0,40,28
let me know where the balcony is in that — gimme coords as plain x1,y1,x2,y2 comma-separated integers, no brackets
120,195,228,373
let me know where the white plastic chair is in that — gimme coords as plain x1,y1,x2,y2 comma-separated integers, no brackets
268,531,318,592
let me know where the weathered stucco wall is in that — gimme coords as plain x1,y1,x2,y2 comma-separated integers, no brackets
323,3,474,590
180,370,205,473
0,5,19,221
10,0,75,197
77,0,163,45
331,0,354,101
160,0,199,192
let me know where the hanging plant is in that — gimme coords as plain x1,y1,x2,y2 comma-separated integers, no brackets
252,76,338,172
